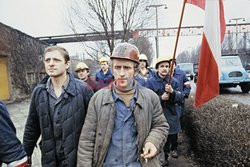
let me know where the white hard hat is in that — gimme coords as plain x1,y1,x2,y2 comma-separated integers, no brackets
139,54,148,61
75,62,89,72
99,57,109,64
155,56,171,68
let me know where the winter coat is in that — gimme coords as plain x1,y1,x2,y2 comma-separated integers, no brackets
146,73,183,134
77,84,169,167
23,73,94,167
95,68,114,88
85,77,99,93
0,101,26,165
134,75,146,86
174,68,191,118
174,68,191,96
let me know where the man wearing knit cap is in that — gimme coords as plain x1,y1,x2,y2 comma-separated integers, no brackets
77,42,169,167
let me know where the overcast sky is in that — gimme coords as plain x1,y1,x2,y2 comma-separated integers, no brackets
0,0,249,58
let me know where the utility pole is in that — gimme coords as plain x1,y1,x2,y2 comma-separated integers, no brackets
229,18,245,54
146,4,167,58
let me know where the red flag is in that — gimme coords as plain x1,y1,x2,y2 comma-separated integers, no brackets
186,0,226,108
186,0,205,9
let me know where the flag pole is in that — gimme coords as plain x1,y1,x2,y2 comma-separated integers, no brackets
168,0,187,84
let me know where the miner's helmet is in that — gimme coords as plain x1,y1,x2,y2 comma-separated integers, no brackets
110,42,139,64
75,62,89,72
139,54,148,61
155,55,172,69
99,57,109,64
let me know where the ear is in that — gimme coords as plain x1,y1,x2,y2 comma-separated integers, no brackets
110,64,114,73
134,69,139,77
66,60,71,70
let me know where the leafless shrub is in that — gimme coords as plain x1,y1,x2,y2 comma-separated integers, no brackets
185,96,250,167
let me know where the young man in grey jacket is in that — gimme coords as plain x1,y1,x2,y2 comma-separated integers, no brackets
77,42,169,167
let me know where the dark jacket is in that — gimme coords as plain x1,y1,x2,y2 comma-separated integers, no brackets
77,84,169,167
134,75,146,86
146,73,183,134
148,68,156,78
174,68,191,97
95,68,114,88
23,73,94,167
85,77,99,93
173,68,191,117
0,101,26,165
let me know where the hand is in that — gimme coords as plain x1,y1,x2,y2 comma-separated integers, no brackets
184,93,189,98
165,84,173,93
161,92,169,101
140,142,157,162
184,81,191,88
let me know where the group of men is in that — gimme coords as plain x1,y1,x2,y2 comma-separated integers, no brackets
1,42,190,167
74,57,114,92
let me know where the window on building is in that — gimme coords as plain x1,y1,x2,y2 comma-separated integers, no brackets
26,72,36,85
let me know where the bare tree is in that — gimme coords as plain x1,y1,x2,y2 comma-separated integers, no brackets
221,33,234,54
68,0,153,58
177,50,191,63
130,37,154,66
238,32,250,52
177,45,200,64
190,46,200,64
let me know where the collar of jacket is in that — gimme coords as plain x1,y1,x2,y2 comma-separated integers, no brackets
156,72,169,82
39,72,77,96
100,68,112,75
174,68,183,76
101,82,145,109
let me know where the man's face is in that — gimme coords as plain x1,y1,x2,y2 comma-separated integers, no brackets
112,59,135,89
77,69,89,81
44,50,70,78
100,62,109,71
157,61,170,78
139,60,147,68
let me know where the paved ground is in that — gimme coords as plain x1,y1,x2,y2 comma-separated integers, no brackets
4,98,199,167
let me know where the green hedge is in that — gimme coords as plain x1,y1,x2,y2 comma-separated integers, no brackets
185,96,250,167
